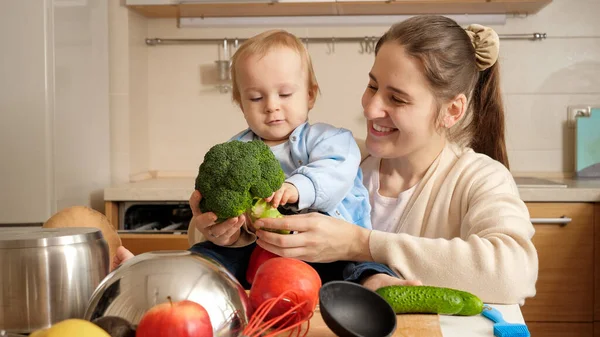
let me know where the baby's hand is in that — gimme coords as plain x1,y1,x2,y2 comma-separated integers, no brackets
265,183,298,208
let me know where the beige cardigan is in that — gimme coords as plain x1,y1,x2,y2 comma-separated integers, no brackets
367,143,538,305
188,142,538,305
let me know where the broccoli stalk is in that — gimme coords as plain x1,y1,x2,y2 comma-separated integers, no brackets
248,198,291,234
194,140,290,234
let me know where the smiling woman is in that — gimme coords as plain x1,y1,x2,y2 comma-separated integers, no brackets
248,15,538,306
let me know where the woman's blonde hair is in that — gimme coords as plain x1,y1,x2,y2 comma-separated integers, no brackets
230,30,319,107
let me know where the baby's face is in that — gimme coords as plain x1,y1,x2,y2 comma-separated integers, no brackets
236,47,315,146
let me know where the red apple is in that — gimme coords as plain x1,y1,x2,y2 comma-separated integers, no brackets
136,297,213,337
246,245,279,285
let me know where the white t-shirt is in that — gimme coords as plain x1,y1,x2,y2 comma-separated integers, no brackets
269,141,295,176
361,156,417,233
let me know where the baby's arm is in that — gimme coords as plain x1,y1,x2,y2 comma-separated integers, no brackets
286,126,361,212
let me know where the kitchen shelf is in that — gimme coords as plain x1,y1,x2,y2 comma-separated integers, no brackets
127,0,553,18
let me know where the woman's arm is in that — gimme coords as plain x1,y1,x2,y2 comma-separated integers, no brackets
254,213,373,263
256,163,538,305
370,169,538,305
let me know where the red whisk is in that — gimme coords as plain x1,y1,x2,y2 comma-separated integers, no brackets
241,289,314,337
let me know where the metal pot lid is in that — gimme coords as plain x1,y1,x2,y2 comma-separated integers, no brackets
0,227,103,249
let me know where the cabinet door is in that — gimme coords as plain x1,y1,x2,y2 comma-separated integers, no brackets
336,0,489,15
0,1,54,224
529,322,593,337
521,203,594,322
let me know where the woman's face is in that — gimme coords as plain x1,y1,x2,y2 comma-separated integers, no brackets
361,42,444,159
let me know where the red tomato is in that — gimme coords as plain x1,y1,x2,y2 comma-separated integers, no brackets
249,257,321,322
246,245,279,285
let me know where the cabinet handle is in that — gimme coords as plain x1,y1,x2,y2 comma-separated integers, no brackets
530,217,572,226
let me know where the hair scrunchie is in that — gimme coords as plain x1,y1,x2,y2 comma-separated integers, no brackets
465,24,500,71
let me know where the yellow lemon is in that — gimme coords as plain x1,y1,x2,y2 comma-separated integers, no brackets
28,329,48,337
35,319,110,337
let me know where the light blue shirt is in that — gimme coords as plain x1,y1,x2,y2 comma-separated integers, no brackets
230,121,372,229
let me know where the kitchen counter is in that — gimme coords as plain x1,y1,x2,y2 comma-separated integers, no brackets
439,304,525,337
104,176,600,203
306,303,523,336
514,176,600,202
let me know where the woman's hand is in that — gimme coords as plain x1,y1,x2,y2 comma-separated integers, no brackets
253,212,372,263
189,190,245,246
360,273,422,292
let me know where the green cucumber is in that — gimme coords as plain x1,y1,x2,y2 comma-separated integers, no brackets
454,289,484,316
375,285,482,316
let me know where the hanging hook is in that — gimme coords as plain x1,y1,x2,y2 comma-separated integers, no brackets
365,37,374,54
326,37,336,55
371,36,378,54
222,38,229,60
358,37,367,54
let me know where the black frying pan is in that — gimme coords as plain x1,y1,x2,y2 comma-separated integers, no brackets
318,281,397,337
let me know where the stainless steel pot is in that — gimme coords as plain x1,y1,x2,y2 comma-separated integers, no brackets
0,227,109,334
0,331,27,337
84,250,250,337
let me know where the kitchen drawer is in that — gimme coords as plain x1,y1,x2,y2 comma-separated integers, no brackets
119,234,190,255
528,322,593,337
521,203,595,322
595,322,600,337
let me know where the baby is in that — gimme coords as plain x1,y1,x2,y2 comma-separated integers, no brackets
189,29,372,287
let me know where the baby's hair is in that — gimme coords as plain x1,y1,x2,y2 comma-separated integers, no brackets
230,30,319,107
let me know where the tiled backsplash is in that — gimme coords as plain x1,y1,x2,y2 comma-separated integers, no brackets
109,0,600,184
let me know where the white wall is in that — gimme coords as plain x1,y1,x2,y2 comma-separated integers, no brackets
111,0,600,179
497,0,600,173
108,1,150,185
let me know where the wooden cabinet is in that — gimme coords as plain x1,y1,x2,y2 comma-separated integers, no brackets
522,203,594,322
125,0,553,18
529,322,593,337
120,233,189,255
336,0,552,16
521,203,596,337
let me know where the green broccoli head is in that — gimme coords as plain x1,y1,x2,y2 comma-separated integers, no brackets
194,140,285,221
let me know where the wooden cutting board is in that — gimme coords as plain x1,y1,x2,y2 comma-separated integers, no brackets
302,309,443,337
